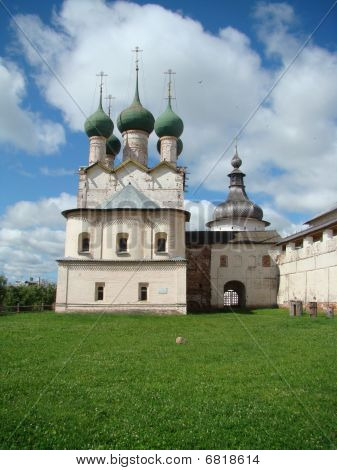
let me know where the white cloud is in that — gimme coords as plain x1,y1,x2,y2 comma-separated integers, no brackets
0,58,65,154
0,193,76,280
10,0,337,221
185,199,216,231
40,166,76,176
261,206,305,236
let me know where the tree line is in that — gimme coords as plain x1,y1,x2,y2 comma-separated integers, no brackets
0,275,56,311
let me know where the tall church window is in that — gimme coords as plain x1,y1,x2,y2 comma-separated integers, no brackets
139,283,148,301
117,233,129,253
155,233,167,253
78,232,90,253
95,283,105,301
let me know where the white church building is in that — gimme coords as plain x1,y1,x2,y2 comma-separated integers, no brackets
56,65,189,313
56,60,336,314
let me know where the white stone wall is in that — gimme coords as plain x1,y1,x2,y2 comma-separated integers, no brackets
63,210,186,260
210,241,279,308
122,130,149,166
159,136,177,165
88,136,106,165
55,261,187,314
78,162,184,209
275,230,337,307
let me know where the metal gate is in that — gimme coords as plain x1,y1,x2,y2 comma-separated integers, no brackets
224,289,239,306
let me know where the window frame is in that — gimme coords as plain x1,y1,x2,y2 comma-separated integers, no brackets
78,232,90,254
138,283,149,301
117,233,129,254
155,232,168,254
95,282,105,301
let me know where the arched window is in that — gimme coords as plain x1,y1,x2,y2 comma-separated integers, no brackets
78,232,90,253
117,233,129,253
155,233,167,253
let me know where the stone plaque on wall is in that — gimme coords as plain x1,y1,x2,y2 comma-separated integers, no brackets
158,288,168,294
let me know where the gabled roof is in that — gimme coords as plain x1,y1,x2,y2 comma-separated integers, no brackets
98,183,160,209
148,160,178,173
81,159,180,175
113,159,148,173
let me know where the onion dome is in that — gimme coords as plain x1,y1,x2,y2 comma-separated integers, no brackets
207,148,268,229
117,69,154,134
155,99,184,138
84,91,113,138
106,133,121,156
157,138,183,157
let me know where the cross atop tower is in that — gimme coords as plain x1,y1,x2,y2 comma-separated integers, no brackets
164,69,176,102
132,46,143,72
105,94,115,117
96,71,108,100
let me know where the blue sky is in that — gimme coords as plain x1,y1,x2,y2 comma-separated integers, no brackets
0,0,337,280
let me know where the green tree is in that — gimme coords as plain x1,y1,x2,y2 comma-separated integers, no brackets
0,275,7,306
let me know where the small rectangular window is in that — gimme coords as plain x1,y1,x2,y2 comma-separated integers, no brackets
220,255,228,267
95,283,105,301
139,283,148,301
262,255,271,267
295,240,303,249
313,233,323,243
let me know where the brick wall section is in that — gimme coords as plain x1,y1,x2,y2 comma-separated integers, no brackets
186,245,211,311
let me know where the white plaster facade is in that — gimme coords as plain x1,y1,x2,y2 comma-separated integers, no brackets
274,208,337,309
56,91,188,313
77,160,185,209
210,240,279,308
56,260,187,313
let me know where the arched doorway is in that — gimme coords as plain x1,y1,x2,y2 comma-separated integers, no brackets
224,281,246,307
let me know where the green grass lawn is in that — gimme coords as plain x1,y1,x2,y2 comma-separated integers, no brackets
0,309,337,450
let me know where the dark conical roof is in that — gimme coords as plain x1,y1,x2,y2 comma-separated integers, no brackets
212,149,264,222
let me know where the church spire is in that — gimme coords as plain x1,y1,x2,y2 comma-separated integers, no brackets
132,46,142,105
116,47,154,136
206,145,268,231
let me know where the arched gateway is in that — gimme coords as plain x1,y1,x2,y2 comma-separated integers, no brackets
224,281,246,308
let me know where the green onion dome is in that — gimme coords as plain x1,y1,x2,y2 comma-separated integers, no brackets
155,100,184,138
106,133,121,156
84,95,113,138
117,73,154,134
157,138,183,157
